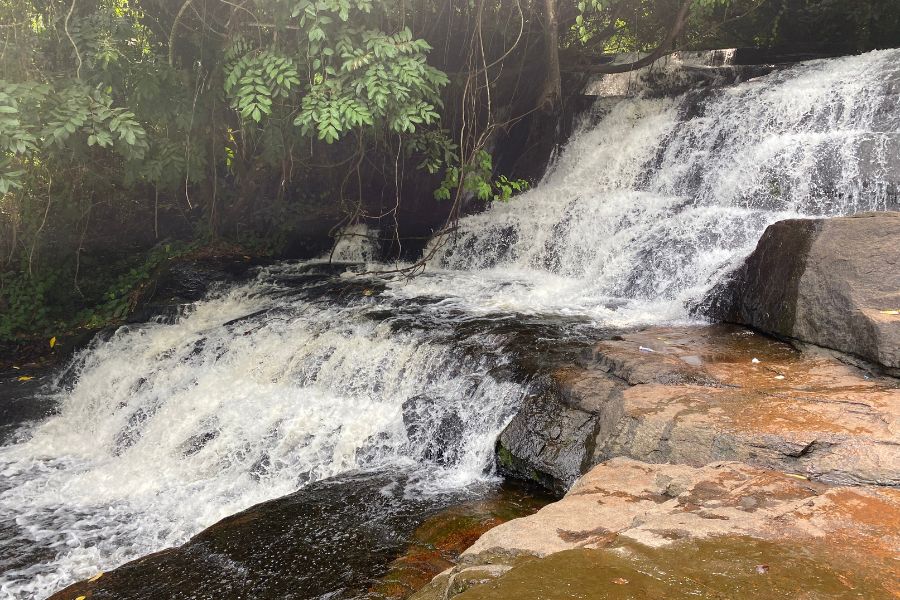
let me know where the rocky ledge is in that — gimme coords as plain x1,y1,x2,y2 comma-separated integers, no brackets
499,324,899,492
413,458,899,599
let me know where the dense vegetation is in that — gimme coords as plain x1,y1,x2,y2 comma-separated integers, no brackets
1,0,898,344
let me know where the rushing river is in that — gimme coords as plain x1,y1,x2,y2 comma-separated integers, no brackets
1,48,898,599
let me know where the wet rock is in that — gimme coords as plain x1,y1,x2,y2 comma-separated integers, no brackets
497,369,626,494
368,485,550,599
586,337,722,387
0,371,57,444
129,256,267,324
414,459,900,600
583,50,786,100
498,325,900,490
47,474,548,600
46,472,448,600
498,328,724,492
707,212,900,371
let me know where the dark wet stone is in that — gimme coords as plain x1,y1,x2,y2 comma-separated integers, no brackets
496,367,627,495
0,372,57,445
179,430,220,457
47,474,545,600
129,257,269,324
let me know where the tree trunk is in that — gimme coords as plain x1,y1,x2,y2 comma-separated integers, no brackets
538,0,562,112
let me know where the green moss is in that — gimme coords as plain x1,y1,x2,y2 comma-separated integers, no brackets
496,444,516,471
451,537,893,600
495,441,564,495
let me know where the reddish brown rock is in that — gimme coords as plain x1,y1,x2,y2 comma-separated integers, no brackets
499,325,899,490
413,459,900,600
469,458,899,558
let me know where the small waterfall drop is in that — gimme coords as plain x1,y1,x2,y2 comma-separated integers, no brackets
2,48,899,599
329,223,381,262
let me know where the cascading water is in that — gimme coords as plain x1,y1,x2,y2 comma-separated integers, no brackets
403,49,900,322
0,266,530,598
329,223,381,262
1,49,898,599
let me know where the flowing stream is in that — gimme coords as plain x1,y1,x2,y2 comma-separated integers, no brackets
1,49,898,599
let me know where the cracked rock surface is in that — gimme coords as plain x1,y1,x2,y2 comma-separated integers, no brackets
498,324,899,491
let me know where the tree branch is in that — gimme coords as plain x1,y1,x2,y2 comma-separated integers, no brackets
583,0,693,74
169,0,194,66
64,0,82,79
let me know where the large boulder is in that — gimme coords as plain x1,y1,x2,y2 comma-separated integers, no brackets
707,212,900,370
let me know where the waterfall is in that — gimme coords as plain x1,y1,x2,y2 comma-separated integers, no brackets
329,223,381,262
2,48,899,599
412,49,899,323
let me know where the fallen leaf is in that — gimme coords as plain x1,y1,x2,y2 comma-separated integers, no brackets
49,336,57,349
362,289,374,297
75,596,86,600
17,376,33,382
837,573,855,589
783,472,808,480
612,578,629,585
878,310,899,315
755,564,769,575
88,572,104,582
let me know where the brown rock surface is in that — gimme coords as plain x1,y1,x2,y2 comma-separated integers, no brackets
499,325,900,489
413,459,900,600
469,458,899,557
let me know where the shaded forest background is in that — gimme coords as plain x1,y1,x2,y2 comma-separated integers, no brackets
1,0,899,344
